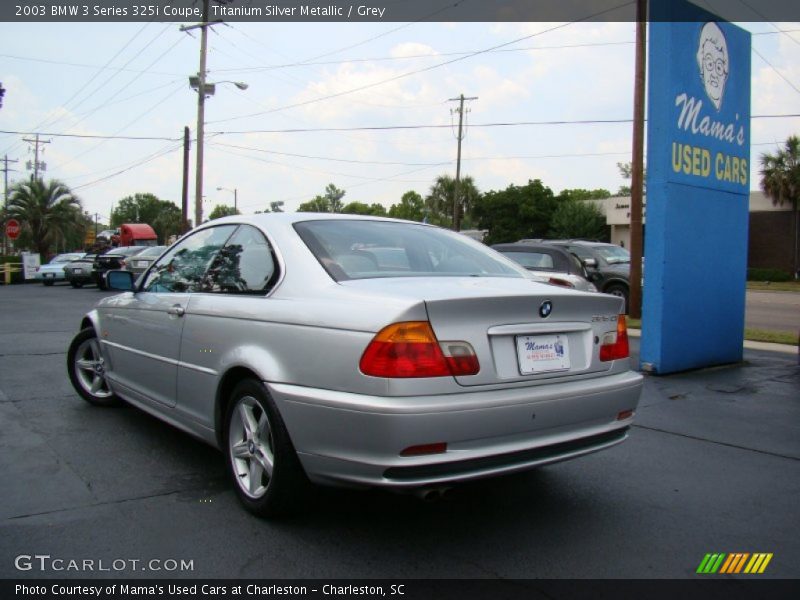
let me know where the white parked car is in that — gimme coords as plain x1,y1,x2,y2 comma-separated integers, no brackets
35,253,85,286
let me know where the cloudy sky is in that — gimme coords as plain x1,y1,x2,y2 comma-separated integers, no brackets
1,14,799,223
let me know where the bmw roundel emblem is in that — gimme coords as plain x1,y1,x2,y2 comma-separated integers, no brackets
539,300,553,318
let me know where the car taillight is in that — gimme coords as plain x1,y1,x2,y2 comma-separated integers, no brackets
599,315,630,361
360,321,479,378
547,276,575,288
119,260,126,268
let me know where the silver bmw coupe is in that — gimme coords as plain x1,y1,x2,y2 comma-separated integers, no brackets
67,213,643,517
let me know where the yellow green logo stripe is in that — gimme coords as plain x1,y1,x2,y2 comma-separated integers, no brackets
697,552,773,574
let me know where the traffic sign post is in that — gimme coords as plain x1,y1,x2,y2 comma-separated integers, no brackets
5,218,20,240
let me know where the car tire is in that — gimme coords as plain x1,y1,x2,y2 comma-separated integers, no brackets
43,280,54,286
71,281,84,288
605,283,629,313
224,379,308,518
67,327,120,407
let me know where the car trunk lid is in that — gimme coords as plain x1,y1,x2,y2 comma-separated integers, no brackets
339,277,625,386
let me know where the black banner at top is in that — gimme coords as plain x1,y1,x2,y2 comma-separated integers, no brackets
2,0,800,23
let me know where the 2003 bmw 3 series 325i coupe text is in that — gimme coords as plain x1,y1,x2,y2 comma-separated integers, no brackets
67,214,643,517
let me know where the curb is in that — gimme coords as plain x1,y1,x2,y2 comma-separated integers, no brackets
628,328,798,356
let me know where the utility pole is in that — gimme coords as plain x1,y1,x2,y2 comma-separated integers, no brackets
181,0,211,229
448,93,477,232
628,0,647,319
2,155,19,255
181,126,191,233
22,134,51,182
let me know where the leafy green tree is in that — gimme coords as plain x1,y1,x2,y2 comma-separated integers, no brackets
388,190,426,222
548,198,609,241
255,201,285,214
341,202,387,216
297,183,346,213
559,188,611,201
472,179,558,245
110,193,182,243
616,161,646,196
425,175,479,229
208,205,241,220
760,135,800,277
6,178,84,258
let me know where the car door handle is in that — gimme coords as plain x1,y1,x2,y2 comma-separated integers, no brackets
168,305,185,317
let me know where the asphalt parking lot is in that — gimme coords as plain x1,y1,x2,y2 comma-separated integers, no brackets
0,283,798,580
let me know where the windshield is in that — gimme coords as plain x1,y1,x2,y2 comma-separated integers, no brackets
295,220,525,281
594,245,630,264
52,254,82,263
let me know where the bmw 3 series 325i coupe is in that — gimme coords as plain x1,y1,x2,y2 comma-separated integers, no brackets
67,213,643,517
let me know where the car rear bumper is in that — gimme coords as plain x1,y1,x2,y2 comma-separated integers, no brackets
268,370,643,489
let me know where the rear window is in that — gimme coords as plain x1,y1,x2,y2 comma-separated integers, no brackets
500,251,555,270
295,220,524,281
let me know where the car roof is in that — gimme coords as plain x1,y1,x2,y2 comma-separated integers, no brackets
492,243,572,255
204,212,419,228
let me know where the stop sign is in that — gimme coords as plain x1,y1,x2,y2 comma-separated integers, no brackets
5,219,20,240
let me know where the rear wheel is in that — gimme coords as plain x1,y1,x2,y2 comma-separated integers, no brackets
67,328,120,406
224,379,308,517
605,283,629,313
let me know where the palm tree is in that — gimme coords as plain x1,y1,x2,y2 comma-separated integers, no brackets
760,136,800,278
425,174,480,230
6,179,84,258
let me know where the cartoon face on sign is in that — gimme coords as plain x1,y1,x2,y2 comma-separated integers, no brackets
696,22,729,110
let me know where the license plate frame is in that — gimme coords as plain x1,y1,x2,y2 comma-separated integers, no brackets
516,334,571,375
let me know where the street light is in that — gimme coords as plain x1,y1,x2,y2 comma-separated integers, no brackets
189,76,247,226
216,186,238,212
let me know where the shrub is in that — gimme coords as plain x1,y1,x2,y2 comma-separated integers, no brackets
747,268,792,282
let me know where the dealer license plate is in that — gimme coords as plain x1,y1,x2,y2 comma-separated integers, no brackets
516,334,571,374
73,268,83,274
134,260,148,268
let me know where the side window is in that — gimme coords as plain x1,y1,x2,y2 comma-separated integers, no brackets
142,225,237,293
202,225,278,295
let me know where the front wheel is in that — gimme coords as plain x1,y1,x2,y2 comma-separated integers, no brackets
224,379,308,517
67,328,120,406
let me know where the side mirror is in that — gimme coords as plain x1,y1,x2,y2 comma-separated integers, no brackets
583,258,598,268
106,270,135,291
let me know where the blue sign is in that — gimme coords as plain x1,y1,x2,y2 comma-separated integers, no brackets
641,0,751,374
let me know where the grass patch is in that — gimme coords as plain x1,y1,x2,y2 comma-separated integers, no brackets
625,318,797,346
744,329,798,346
747,281,800,292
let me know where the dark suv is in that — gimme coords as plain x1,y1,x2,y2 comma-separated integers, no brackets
524,240,631,311
92,246,148,290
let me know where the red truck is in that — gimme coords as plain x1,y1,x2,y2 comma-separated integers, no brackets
113,224,158,247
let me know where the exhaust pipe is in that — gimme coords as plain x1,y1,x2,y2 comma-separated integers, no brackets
413,486,452,502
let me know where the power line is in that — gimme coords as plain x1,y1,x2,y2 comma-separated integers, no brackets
3,113,796,145
0,53,182,76
207,1,636,125
210,29,800,76
208,113,800,135
212,141,446,166
71,142,184,191
752,47,800,96
0,130,182,141
0,21,155,157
